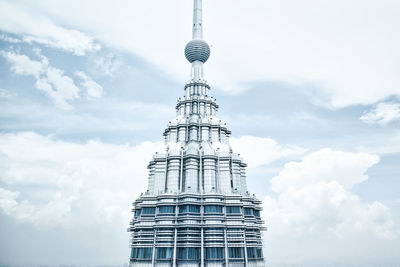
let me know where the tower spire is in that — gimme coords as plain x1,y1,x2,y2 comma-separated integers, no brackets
185,0,210,81
192,0,203,39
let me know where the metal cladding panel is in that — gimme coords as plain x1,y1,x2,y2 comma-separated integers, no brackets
177,264,201,267
203,158,217,193
129,263,152,267
166,159,180,193
231,161,242,194
184,158,199,192
210,128,219,143
178,128,186,142
247,262,266,267
153,161,167,195
147,164,156,195
218,160,231,194
201,127,210,141
240,165,248,194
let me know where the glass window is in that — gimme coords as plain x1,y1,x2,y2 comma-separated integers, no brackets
226,206,241,214
244,208,253,215
179,205,200,214
204,205,223,213
158,206,175,214
256,247,263,258
205,247,224,259
177,247,200,259
141,207,156,214
156,247,173,259
247,247,257,258
254,210,260,217
131,248,153,259
228,247,244,259
130,248,136,259
134,209,141,218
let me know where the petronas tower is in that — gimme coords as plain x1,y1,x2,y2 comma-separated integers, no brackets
128,1,266,266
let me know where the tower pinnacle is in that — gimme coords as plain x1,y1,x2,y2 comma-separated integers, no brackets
192,0,203,39
185,0,210,81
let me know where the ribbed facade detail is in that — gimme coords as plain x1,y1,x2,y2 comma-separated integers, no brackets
128,80,266,267
128,1,265,266
129,193,265,267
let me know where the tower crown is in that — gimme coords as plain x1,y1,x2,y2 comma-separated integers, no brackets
129,1,266,265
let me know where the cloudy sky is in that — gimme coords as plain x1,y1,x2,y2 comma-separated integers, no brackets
0,0,400,266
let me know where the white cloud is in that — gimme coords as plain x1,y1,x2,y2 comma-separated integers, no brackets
0,88,16,98
92,53,121,76
0,34,21,43
265,183,395,239
230,135,306,168
270,148,379,192
361,101,400,125
0,132,163,227
0,186,77,226
0,1,99,56
264,148,398,264
1,51,44,77
0,188,20,214
42,67,79,108
1,51,79,109
3,0,398,109
23,34,100,57
75,71,103,98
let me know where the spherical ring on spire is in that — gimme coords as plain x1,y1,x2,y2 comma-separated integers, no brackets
185,39,210,63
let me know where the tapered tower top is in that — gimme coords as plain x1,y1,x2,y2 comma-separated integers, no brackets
128,1,266,265
185,0,210,80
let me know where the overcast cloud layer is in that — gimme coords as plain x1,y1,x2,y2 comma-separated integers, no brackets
0,0,400,266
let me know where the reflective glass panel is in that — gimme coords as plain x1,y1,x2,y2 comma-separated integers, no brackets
156,247,173,259
204,205,223,213
205,247,224,259
228,247,244,258
226,206,241,214
141,207,156,214
158,206,175,214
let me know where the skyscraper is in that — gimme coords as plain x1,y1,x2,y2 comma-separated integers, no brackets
128,1,265,266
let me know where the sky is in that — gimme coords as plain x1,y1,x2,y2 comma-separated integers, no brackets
0,0,400,266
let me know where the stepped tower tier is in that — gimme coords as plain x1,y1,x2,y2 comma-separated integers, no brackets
128,0,266,266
